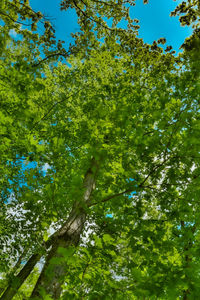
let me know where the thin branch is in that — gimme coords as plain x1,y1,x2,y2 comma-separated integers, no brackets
31,88,83,130
72,0,116,32
138,157,170,188
0,10,32,26
32,51,70,67
91,155,173,207
9,0,40,16
91,0,121,7
90,188,135,206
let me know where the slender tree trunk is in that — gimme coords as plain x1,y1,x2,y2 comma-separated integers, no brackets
0,234,59,300
181,221,195,300
1,157,100,300
0,212,84,300
0,253,41,300
0,247,28,296
31,209,86,298
31,157,99,299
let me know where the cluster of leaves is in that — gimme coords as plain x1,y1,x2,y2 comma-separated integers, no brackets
171,0,200,53
171,0,200,27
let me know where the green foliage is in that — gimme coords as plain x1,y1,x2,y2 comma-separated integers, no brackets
0,0,200,299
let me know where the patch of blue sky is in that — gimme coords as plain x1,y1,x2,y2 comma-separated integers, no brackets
106,209,113,218
127,178,136,182
126,178,137,196
177,222,194,229
131,191,137,196
41,163,52,177
22,160,37,171
106,213,113,218
132,0,192,53
6,156,37,185
9,29,18,38
30,0,79,48
5,157,48,194
127,178,137,186
3,182,12,195
29,0,192,55
38,140,44,145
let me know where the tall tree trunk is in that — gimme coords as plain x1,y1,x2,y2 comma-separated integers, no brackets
31,210,86,298
31,157,99,299
0,247,28,296
181,221,195,300
0,253,41,300
0,211,83,300
1,157,100,300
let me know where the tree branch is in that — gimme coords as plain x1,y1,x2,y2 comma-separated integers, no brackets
0,10,32,26
31,88,83,130
32,51,70,67
90,188,135,206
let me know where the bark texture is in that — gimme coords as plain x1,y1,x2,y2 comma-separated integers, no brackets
31,157,99,299
31,210,86,299
0,254,41,300
1,157,99,299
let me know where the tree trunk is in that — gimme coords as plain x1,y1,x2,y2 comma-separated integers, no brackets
0,210,84,300
0,253,41,300
31,156,99,298
1,156,99,299
31,210,86,299
181,221,195,300
0,247,28,296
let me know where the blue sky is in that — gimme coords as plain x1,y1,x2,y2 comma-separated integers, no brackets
132,0,192,52
30,0,192,53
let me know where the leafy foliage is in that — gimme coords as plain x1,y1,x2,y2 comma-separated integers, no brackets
0,0,200,299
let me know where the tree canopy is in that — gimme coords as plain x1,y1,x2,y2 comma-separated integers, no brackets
0,0,200,299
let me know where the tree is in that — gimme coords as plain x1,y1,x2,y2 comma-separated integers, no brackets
0,0,200,299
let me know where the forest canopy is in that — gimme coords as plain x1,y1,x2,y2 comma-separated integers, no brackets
0,0,200,299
